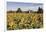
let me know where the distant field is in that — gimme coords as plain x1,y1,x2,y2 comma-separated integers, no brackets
7,13,43,30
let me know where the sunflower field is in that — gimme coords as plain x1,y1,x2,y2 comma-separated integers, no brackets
7,13,43,30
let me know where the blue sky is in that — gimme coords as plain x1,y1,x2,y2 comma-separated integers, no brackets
7,2,43,11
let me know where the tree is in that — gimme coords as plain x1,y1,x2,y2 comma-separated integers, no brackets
37,7,43,13
16,8,22,13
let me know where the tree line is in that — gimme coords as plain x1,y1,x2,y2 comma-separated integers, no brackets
7,7,43,13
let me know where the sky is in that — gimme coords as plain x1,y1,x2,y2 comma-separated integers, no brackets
7,2,43,11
